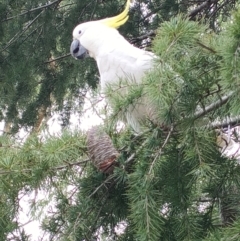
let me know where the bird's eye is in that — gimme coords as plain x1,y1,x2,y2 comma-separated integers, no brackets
78,30,82,34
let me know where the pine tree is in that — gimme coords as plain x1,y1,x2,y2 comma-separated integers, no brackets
1,0,240,240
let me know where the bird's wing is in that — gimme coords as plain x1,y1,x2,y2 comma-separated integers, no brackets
97,44,156,89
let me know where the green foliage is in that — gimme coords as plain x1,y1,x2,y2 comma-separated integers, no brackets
0,0,99,132
0,131,87,240
1,0,240,240
79,8,240,241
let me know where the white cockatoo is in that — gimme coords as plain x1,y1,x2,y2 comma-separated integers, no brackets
70,0,240,163
70,0,156,132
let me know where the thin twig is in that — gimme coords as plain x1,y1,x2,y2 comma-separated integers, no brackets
88,175,114,198
19,219,34,228
148,125,173,175
130,30,156,44
1,11,43,52
44,53,71,64
0,159,89,175
125,143,144,164
54,159,89,170
195,40,217,53
124,130,152,166
142,6,164,21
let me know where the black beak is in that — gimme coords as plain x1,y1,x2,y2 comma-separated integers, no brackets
70,39,88,59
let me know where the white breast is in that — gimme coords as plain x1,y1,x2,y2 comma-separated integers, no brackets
95,47,156,132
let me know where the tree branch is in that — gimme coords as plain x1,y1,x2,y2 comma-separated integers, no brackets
130,30,156,45
209,116,240,129
0,159,88,175
88,175,115,198
148,125,173,176
188,0,219,20
2,11,43,52
194,92,233,120
1,0,62,22
44,53,71,64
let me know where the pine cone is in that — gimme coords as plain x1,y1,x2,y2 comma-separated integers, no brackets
86,126,119,174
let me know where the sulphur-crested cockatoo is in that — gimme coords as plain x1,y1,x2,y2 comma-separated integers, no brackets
70,0,156,132
70,1,240,162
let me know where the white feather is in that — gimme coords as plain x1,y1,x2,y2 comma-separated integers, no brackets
72,22,156,132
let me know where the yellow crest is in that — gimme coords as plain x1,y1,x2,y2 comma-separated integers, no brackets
100,0,131,28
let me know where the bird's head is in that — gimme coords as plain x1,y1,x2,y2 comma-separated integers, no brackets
70,0,131,60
